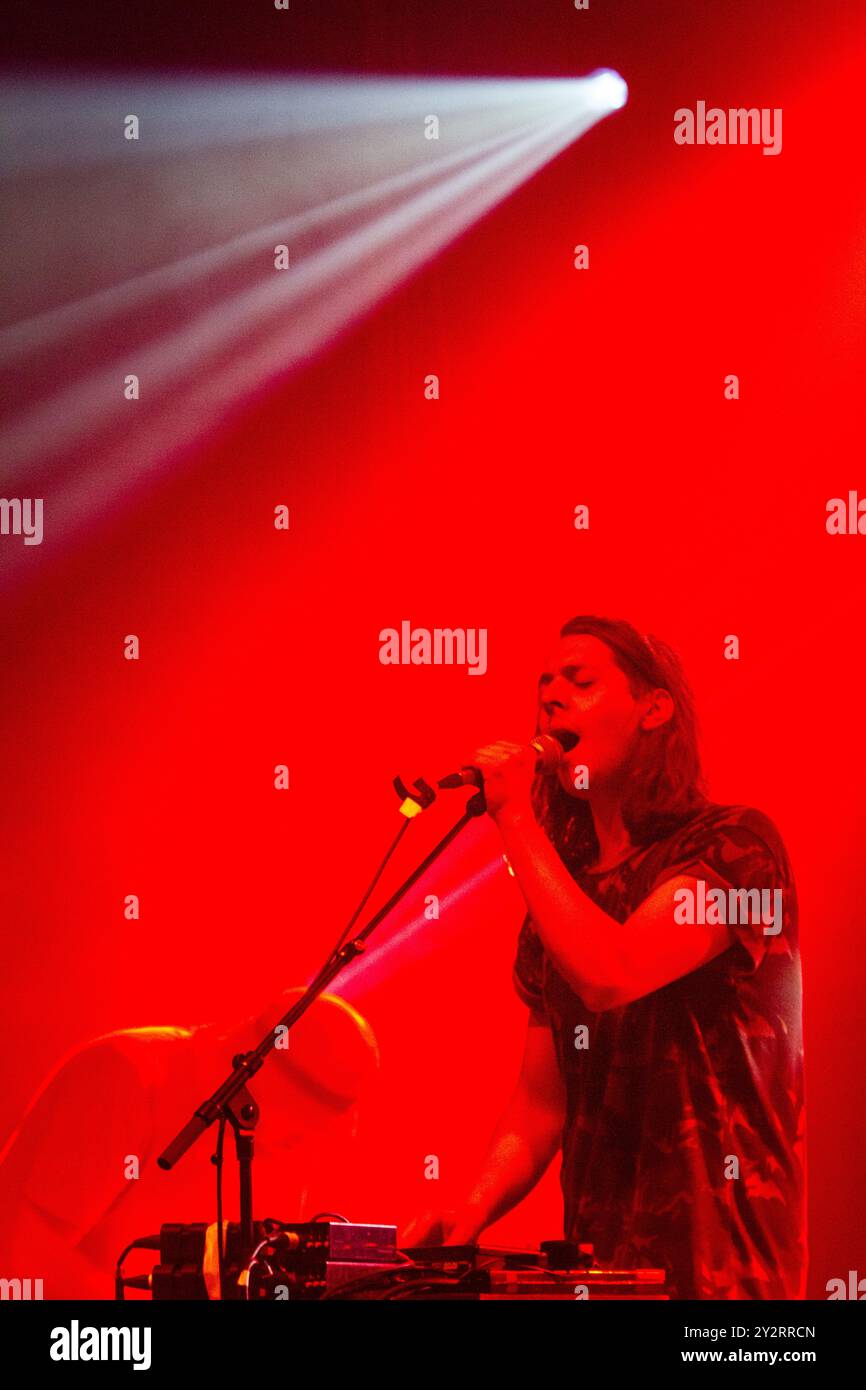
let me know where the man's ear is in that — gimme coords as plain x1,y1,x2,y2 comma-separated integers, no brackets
640,688,675,731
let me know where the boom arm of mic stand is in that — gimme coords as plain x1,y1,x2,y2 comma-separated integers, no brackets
156,793,487,1174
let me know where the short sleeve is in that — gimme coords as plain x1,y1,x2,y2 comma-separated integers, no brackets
647,807,796,977
512,915,548,1013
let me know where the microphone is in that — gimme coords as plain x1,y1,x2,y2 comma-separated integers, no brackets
438,729,579,790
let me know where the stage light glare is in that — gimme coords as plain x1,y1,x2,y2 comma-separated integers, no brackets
588,69,629,112
0,69,629,591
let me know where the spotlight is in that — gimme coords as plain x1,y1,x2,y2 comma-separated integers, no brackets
588,69,629,112
0,69,628,590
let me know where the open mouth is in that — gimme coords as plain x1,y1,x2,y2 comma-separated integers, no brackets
548,728,580,754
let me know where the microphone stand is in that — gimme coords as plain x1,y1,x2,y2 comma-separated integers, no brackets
156,783,488,1285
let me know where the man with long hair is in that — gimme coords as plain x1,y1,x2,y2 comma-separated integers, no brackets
402,616,806,1300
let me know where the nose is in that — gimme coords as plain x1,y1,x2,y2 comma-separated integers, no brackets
541,685,568,716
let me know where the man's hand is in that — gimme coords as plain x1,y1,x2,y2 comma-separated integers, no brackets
468,740,537,822
398,1207,486,1249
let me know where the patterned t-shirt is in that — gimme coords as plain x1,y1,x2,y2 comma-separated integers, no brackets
512,802,807,1299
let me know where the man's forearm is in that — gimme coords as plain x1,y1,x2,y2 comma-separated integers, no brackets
453,1090,561,1239
495,807,628,1007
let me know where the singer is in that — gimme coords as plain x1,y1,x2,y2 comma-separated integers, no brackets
404,615,806,1300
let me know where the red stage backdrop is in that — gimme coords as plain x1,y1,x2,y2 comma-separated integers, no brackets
1,0,864,1300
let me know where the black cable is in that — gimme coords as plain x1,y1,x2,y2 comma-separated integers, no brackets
114,1239,141,1301
383,1279,468,1300
215,1112,227,1298
320,819,411,966
318,1261,450,1301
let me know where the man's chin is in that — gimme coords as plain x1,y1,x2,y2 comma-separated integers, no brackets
556,765,589,799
